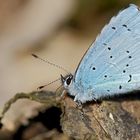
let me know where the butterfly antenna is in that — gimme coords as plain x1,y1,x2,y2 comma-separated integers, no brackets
37,78,61,90
32,53,69,73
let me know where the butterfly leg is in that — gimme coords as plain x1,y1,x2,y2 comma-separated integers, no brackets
60,90,67,100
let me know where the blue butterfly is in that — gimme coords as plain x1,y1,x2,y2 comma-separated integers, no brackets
61,4,140,103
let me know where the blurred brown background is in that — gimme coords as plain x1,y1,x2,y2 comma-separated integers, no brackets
0,0,139,131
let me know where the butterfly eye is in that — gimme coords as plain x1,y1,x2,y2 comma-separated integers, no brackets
66,77,72,85
65,75,73,86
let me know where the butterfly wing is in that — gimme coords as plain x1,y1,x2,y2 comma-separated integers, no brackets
73,4,140,101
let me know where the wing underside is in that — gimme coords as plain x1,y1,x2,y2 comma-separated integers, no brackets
74,4,140,99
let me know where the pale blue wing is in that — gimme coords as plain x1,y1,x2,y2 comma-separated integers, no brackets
73,4,140,100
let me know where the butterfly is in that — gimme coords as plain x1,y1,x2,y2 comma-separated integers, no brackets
61,4,140,103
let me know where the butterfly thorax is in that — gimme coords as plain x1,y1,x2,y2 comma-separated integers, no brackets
61,74,95,103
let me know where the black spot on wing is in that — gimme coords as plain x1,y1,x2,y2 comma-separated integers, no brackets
119,85,122,89
108,47,111,50
123,70,126,73
112,26,116,30
92,67,96,70
127,28,131,31
128,75,132,82
122,24,127,28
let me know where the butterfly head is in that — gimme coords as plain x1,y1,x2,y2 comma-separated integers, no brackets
61,74,73,89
